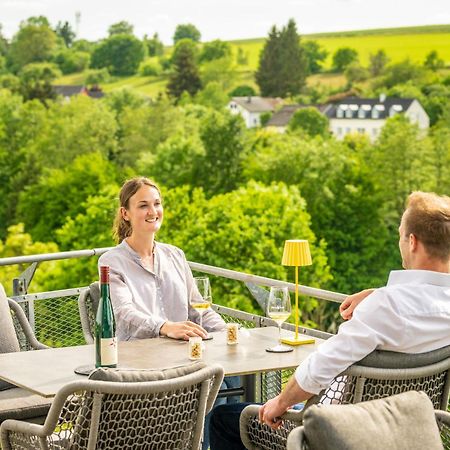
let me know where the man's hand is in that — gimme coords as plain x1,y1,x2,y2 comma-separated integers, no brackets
259,394,289,429
339,289,374,320
160,321,207,340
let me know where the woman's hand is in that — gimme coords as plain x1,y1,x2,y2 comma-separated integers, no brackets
160,321,207,340
339,289,375,320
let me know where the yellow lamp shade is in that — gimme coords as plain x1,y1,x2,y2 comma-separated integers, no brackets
282,240,312,266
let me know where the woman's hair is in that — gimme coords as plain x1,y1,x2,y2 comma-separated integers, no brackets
405,191,450,261
113,177,161,243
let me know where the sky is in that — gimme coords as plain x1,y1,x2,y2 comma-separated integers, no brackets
1,0,449,44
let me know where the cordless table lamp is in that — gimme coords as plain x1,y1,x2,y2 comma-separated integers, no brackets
281,239,315,346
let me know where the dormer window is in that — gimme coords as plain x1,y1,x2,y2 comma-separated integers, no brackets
358,108,365,119
336,107,344,118
372,105,384,119
345,108,353,118
389,104,403,117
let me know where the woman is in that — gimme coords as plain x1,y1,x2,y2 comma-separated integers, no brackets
98,177,225,340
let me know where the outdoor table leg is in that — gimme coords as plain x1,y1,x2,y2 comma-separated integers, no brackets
242,374,257,402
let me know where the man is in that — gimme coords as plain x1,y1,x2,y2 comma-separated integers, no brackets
210,191,450,449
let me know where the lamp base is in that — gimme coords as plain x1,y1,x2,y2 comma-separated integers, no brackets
280,336,315,346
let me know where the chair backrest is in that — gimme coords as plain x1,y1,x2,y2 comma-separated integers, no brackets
78,282,100,344
38,363,224,450
319,346,450,410
286,391,448,450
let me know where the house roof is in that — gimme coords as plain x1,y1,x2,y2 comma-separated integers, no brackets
53,85,105,99
325,96,415,119
230,96,283,113
266,104,329,127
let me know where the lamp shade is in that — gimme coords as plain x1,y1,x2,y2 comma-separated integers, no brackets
282,240,312,266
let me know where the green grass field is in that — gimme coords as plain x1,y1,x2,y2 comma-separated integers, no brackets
56,24,450,98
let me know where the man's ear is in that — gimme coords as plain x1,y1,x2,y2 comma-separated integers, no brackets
409,233,418,252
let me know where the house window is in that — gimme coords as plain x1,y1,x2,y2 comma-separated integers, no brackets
372,128,379,137
345,127,351,134
336,107,344,118
337,127,342,136
345,109,353,118
372,109,379,119
357,127,365,134
358,108,365,119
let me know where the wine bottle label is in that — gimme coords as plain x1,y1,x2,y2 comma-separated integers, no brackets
100,337,117,366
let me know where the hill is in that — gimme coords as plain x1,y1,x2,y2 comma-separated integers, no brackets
56,24,450,97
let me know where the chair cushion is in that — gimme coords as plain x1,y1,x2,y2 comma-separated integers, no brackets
0,284,20,354
88,361,207,382
303,391,443,450
0,387,52,423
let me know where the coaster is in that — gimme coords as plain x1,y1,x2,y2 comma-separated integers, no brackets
203,334,214,341
74,365,95,376
265,345,294,353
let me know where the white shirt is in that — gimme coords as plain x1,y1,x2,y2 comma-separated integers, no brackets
295,270,450,394
98,240,225,341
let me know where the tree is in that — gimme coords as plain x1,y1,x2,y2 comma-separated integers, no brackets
369,49,389,76
173,23,201,44
255,19,307,97
54,49,90,74
424,50,444,72
0,24,8,56
288,107,329,137
91,34,146,76
229,85,255,97
145,33,164,57
302,40,328,74
236,47,248,65
108,21,134,36
19,62,61,101
345,63,370,85
195,81,229,109
200,56,236,91
332,47,358,72
381,59,426,89
8,18,58,71
55,21,76,47
199,40,231,62
167,39,202,99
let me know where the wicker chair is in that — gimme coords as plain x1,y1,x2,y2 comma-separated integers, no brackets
286,391,450,450
240,346,450,450
78,282,100,345
0,283,51,424
1,362,224,450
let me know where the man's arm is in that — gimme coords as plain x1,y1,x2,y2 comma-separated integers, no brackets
339,288,375,320
259,377,314,429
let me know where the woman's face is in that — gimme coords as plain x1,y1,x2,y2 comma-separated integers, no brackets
122,185,163,236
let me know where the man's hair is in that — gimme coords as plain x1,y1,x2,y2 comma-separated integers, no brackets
404,191,450,261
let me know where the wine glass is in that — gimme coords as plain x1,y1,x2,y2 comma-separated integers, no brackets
266,286,293,353
190,276,213,339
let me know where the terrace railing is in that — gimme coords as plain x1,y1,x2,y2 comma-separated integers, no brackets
0,248,346,402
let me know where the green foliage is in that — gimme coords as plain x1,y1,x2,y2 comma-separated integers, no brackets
85,68,110,85
167,39,202,99
424,50,444,72
236,47,249,65
302,40,328,74
0,224,59,296
259,112,272,127
229,85,256,97
288,107,329,137
0,25,8,57
173,23,201,44
54,49,90,74
138,59,162,76
345,63,370,85
108,21,134,36
55,21,76,47
91,34,146,76
332,47,358,72
19,62,61,101
159,182,331,320
381,59,428,89
145,33,164,57
0,74,20,92
200,56,236,91
255,19,307,97
430,124,450,194
16,152,118,243
8,18,58,71
369,49,389,76
195,81,229,109
199,40,231,62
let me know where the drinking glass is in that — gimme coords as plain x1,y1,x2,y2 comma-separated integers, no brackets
266,286,293,353
190,276,212,339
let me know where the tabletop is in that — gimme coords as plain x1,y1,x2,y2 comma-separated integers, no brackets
0,326,323,398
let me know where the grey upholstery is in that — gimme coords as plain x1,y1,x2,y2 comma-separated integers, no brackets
0,283,52,424
1,363,225,450
78,282,100,344
240,346,450,450
287,391,450,450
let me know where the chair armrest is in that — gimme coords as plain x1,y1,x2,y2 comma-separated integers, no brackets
240,405,305,450
435,410,450,426
7,299,49,350
1,419,49,450
286,426,306,450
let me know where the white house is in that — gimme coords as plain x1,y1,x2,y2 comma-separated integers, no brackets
324,95,429,140
228,96,283,128
265,96,429,140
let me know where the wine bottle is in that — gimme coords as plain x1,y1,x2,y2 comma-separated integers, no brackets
95,265,117,368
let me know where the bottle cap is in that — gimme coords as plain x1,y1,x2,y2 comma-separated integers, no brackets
100,265,110,284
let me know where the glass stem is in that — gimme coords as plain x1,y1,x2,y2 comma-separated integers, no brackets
200,312,203,329
278,324,281,344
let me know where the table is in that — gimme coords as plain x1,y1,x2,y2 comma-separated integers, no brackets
0,327,323,399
